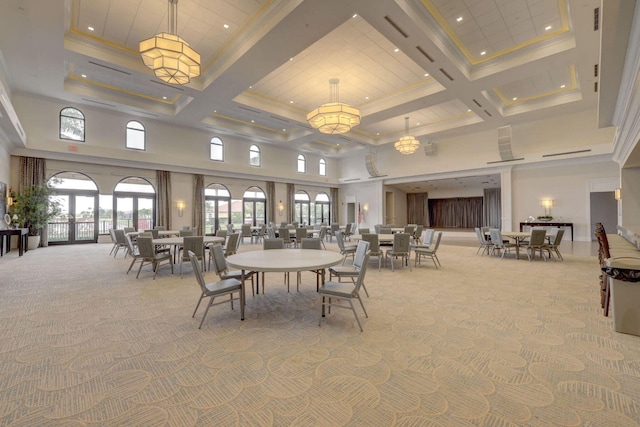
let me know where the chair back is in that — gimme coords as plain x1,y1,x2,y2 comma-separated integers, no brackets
148,229,160,239
292,221,299,228
475,227,485,244
351,252,371,297
154,226,166,231
374,224,381,234
301,238,322,250
125,234,138,256
335,231,347,251
189,251,208,293
403,225,415,234
226,223,234,233
422,229,435,246
353,240,371,270
136,237,155,258
267,227,276,239
431,232,442,252
296,227,307,242
280,222,288,228
489,229,503,248
182,236,204,261
358,227,370,234
344,223,352,235
182,226,192,231
528,229,547,246
361,233,380,254
551,228,565,246
392,233,411,253
180,230,194,237
330,223,340,234
318,226,327,240
278,228,291,243
216,229,227,239
241,224,251,237
225,233,240,256
109,228,117,243
379,226,392,234
124,227,135,233
114,229,127,245
414,225,423,239
209,244,228,276
263,238,284,250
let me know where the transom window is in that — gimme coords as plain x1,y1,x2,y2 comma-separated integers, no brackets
297,154,306,173
59,107,85,141
319,158,326,176
210,137,223,161
249,144,261,167
126,121,145,150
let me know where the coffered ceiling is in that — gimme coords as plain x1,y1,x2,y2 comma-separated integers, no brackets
0,0,605,157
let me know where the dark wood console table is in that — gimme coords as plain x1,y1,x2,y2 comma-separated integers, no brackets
519,222,573,241
0,228,29,256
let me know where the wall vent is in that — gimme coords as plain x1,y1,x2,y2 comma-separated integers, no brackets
484,110,492,117
594,7,600,31
238,106,262,114
594,81,598,92
440,68,454,81
88,61,131,75
82,98,117,108
384,16,408,38
542,149,591,158
594,64,599,77
486,158,524,164
151,80,184,90
473,99,482,107
416,46,434,62
269,115,290,123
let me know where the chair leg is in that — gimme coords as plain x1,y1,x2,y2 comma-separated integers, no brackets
198,296,214,329
192,293,205,318
349,299,364,332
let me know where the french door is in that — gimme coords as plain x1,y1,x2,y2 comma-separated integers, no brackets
114,194,155,231
205,198,230,234
49,191,98,244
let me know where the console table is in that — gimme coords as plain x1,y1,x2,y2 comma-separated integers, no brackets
0,228,29,257
519,222,573,241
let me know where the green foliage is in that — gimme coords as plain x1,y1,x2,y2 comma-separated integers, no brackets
537,215,553,221
11,184,62,236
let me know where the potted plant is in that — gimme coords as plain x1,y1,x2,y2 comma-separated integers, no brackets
11,183,61,249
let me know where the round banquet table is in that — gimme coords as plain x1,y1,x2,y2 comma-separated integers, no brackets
152,235,225,263
226,249,343,295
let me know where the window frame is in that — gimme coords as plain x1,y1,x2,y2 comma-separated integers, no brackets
210,137,224,161
125,120,146,151
249,144,261,167
319,158,326,176
59,107,85,142
297,154,306,173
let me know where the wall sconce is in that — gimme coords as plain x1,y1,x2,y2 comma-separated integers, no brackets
6,187,14,207
363,204,369,212
615,188,622,200
177,201,186,217
278,200,284,216
540,199,554,215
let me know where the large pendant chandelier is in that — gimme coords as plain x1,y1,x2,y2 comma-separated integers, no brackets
139,0,200,85
307,79,360,134
395,117,420,154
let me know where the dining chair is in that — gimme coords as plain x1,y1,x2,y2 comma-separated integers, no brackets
278,228,293,248
262,238,289,292
189,251,244,329
544,228,565,261
335,231,357,264
297,238,323,291
329,240,370,297
154,226,166,231
343,223,353,240
317,226,327,249
475,227,492,256
124,234,143,275
358,227,370,234
209,243,258,296
112,229,130,258
360,233,382,272
414,232,442,269
488,229,516,259
215,229,227,240
180,236,204,278
226,223,234,233
241,224,252,244
135,237,174,279
108,228,119,256
124,226,135,234
329,223,340,242
319,251,370,332
224,233,240,256
524,229,547,261
385,233,411,271
413,225,423,245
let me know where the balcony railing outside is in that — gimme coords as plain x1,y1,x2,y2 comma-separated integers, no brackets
47,219,155,241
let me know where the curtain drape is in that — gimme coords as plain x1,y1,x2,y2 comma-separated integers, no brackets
428,197,483,228
483,188,501,228
156,170,171,229
193,174,204,236
266,181,275,225
330,187,339,224
19,157,48,246
407,192,430,226
286,183,295,224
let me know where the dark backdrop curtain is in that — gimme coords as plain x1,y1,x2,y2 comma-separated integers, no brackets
407,192,430,226
428,197,483,228
266,181,275,225
193,174,204,236
156,170,171,229
483,188,501,228
330,187,339,224
19,157,48,246
286,183,295,224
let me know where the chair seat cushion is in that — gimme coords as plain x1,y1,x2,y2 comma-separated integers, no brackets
223,269,255,279
319,281,357,297
329,266,358,276
205,278,242,295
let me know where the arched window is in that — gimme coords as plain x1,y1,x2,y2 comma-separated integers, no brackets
210,137,223,161
295,191,310,225
319,158,326,176
297,154,306,173
126,120,145,150
314,193,331,225
249,144,261,167
242,186,266,226
47,172,99,244
205,183,231,234
114,177,156,231
59,107,85,141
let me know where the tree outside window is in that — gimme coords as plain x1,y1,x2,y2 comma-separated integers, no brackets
249,144,261,166
60,107,85,141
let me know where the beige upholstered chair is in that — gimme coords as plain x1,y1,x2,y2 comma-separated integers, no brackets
319,250,370,332
241,224,252,244
262,238,289,292
112,229,128,258
336,231,357,265
124,234,143,274
278,228,293,248
180,236,204,278
294,227,307,248
385,233,411,271
135,237,173,279
209,243,257,296
524,229,547,261
475,227,492,256
414,232,442,269
544,228,565,261
361,233,382,271
189,251,243,329
329,240,370,297
297,238,323,291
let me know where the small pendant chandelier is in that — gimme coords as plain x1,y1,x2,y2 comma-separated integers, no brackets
395,117,420,155
307,79,361,134
139,0,200,85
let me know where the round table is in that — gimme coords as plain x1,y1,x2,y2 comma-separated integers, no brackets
152,236,225,263
226,249,343,295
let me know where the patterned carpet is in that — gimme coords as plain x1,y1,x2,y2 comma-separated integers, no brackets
0,240,639,426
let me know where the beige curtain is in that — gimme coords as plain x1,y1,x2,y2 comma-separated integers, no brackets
193,174,204,235
330,187,339,224
156,170,171,228
286,183,295,224
407,192,430,226
19,157,48,246
483,188,501,228
429,197,483,228
266,181,275,224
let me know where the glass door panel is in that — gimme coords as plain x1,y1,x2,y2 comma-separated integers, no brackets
218,200,230,228
49,194,70,242
116,197,134,229
74,195,96,241
244,201,255,225
137,197,154,231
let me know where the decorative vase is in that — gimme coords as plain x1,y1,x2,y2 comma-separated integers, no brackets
27,235,41,250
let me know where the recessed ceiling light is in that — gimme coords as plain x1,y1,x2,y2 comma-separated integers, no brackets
352,13,358,18
364,96,369,100
282,128,286,131
467,109,472,112
249,85,252,89
456,16,463,22
251,120,255,123
416,122,420,125
394,48,400,53
560,84,566,88
376,132,380,136
289,57,293,61
223,24,229,29
289,100,294,104
88,26,94,31
480,51,487,56
545,25,552,31
424,73,429,77
81,74,87,78
162,96,167,100
512,97,518,101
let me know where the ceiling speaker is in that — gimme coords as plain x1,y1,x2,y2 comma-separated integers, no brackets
365,153,385,178
497,125,514,160
424,142,437,156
